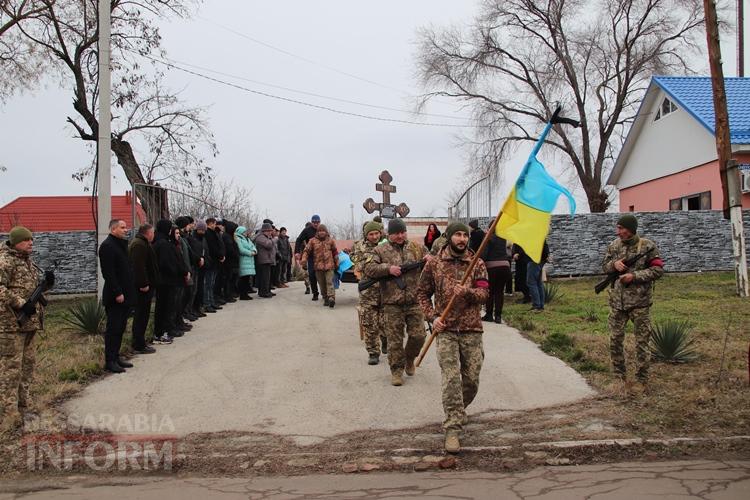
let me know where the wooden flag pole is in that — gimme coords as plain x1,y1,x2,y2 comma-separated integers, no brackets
415,214,501,367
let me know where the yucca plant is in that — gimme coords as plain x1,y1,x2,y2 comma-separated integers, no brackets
63,299,106,336
543,281,563,304
650,319,698,363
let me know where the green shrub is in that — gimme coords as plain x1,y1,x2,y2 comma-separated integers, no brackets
543,281,563,304
540,331,574,354
650,319,698,363
515,315,536,331
578,359,608,372
63,299,106,336
581,305,599,322
58,362,103,382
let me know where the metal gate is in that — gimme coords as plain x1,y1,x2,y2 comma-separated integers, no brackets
449,176,493,223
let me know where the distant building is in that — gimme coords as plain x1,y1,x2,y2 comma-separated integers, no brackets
608,76,750,212
0,192,146,232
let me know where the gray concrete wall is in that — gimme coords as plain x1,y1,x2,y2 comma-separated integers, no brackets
459,210,750,276
3,210,750,292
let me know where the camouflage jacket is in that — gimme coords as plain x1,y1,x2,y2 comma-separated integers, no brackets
417,246,489,333
429,233,448,256
601,235,664,311
363,240,424,306
301,236,339,272
0,242,43,333
352,239,380,306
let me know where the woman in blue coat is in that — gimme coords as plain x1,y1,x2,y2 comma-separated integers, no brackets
235,226,257,300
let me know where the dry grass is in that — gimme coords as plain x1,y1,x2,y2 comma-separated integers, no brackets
504,272,750,437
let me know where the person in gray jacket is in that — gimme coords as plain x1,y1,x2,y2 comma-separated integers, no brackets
254,223,276,298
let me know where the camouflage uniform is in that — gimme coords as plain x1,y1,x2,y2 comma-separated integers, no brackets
429,233,448,256
363,240,425,375
0,242,44,431
351,239,384,356
602,235,663,382
417,245,489,431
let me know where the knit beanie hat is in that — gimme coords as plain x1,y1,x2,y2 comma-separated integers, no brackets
468,219,479,229
261,222,273,231
311,214,321,222
195,220,207,231
9,226,33,245
156,219,173,236
617,214,638,234
388,218,407,234
363,220,382,236
316,224,328,234
445,222,470,240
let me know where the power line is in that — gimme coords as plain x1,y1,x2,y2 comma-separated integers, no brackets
141,53,483,128
148,53,472,121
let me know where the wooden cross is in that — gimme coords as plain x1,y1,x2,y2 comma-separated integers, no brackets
363,170,410,218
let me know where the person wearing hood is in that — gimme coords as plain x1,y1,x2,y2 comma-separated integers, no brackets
235,226,257,300
187,220,212,314
254,223,277,298
417,222,490,454
152,219,187,343
301,224,339,308
98,219,136,373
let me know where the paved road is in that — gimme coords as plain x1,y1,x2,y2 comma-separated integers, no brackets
2,460,748,499
64,282,593,444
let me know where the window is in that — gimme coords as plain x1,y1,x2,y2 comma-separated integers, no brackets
654,97,678,121
669,191,712,211
628,205,635,212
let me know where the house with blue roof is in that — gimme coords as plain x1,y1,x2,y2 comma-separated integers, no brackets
607,76,750,212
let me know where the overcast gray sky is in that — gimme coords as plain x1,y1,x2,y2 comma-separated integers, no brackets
0,0,744,233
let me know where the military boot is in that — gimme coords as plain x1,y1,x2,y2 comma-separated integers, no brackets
368,354,379,365
305,286,311,295
380,336,388,354
391,372,403,386
405,359,416,376
444,430,460,454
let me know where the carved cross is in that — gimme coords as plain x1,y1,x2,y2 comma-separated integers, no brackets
363,170,410,218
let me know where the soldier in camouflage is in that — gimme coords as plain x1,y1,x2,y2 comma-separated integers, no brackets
429,233,448,257
363,218,426,386
417,222,489,453
0,227,44,433
351,220,387,365
602,214,663,390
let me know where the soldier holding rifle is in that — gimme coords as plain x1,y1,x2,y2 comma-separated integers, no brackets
416,222,489,454
601,214,663,392
0,227,48,433
363,219,425,387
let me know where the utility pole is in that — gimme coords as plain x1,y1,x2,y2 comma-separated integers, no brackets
704,0,749,297
96,0,112,298
739,0,745,77
350,203,355,239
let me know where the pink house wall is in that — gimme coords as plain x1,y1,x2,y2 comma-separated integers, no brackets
619,154,750,211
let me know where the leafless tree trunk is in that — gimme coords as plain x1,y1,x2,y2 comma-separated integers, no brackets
15,0,216,194
416,0,703,212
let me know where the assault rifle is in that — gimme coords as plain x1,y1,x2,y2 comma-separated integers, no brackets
16,270,55,327
358,261,424,292
594,249,653,294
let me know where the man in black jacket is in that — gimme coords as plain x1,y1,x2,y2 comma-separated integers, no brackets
218,219,239,302
294,214,321,300
468,220,486,254
98,219,136,373
189,220,212,314
204,217,225,309
152,220,187,342
128,224,158,354
175,217,199,322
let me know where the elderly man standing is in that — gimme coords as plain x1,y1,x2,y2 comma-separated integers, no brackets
255,223,277,298
0,227,48,433
602,214,664,392
128,224,158,354
99,219,136,373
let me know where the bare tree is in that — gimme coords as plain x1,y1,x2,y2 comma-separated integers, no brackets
0,0,53,101
417,0,703,212
169,179,259,230
328,215,367,241
15,0,216,189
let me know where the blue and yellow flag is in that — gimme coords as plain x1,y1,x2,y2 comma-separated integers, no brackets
496,121,576,263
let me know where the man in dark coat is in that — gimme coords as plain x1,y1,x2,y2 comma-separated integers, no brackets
128,223,158,354
188,220,212,314
98,219,136,373
294,214,321,300
512,243,531,303
175,217,199,322
204,217,225,309
219,219,239,302
255,223,276,298
152,220,187,342
468,219,486,254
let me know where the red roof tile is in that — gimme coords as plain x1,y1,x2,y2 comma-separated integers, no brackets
0,194,146,232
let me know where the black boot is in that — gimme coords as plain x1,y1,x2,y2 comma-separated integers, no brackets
368,354,379,365
312,293,319,301
323,298,330,306
117,358,134,368
105,361,125,373
305,286,311,295
381,337,388,354
328,299,335,308
482,314,493,322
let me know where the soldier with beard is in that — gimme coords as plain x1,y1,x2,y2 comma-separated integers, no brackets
363,219,425,386
417,222,490,453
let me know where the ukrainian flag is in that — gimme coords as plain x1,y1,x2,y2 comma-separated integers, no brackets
496,121,576,263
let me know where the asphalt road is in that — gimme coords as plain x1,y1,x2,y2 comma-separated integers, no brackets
64,282,594,444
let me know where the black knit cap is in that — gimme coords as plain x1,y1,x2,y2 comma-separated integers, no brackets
388,218,407,234
617,214,638,234
174,216,190,229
